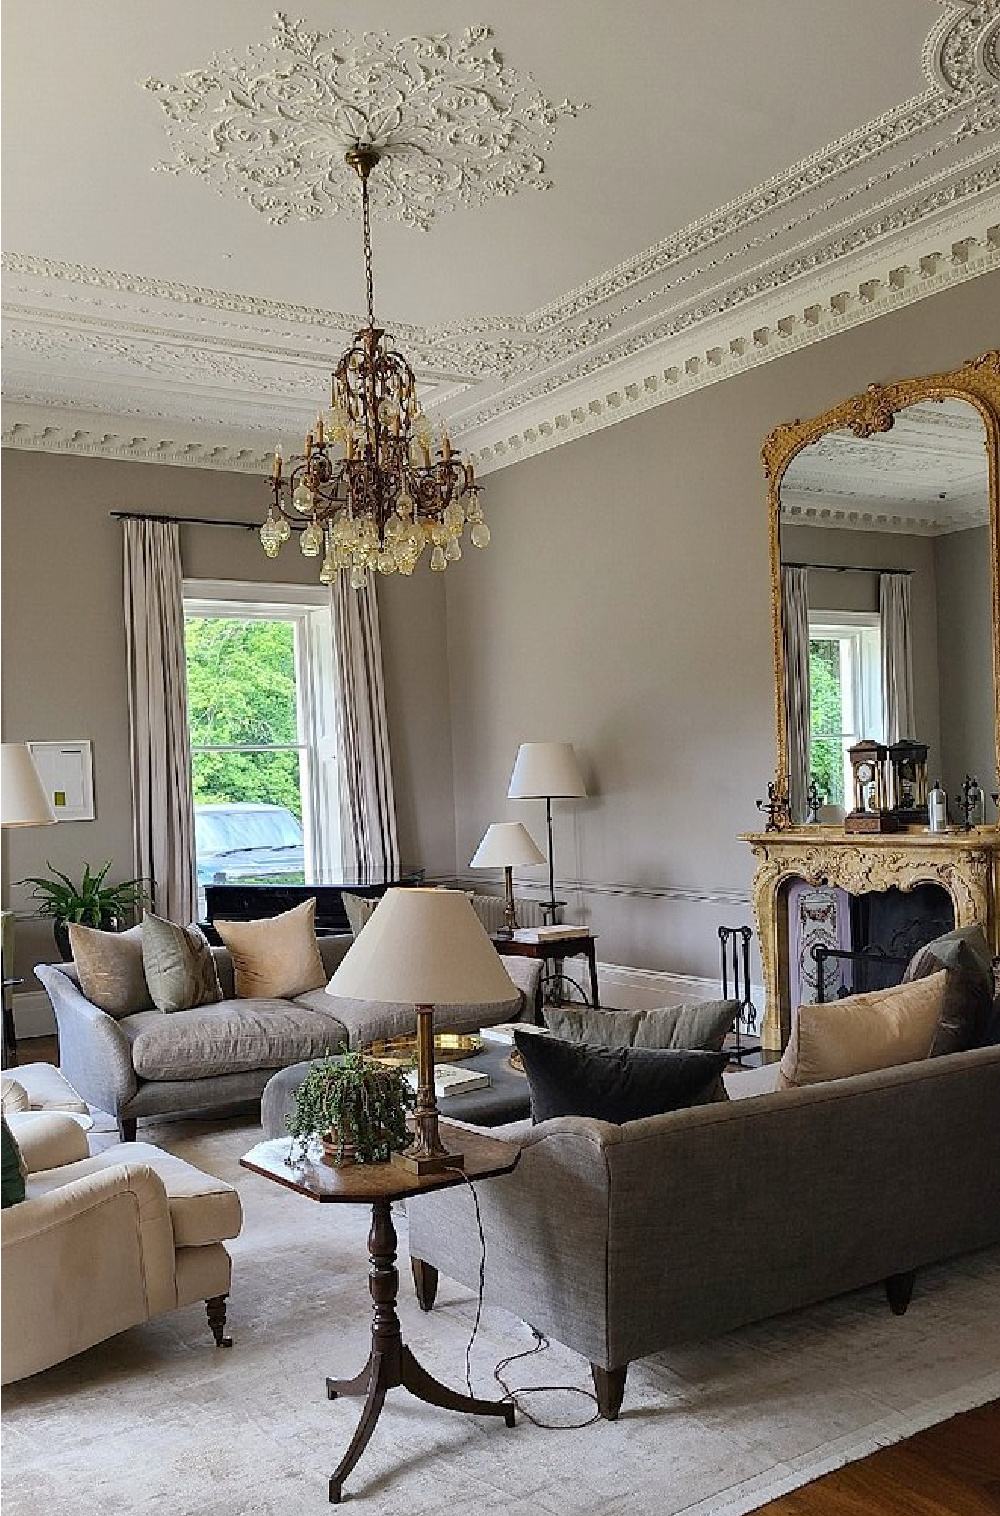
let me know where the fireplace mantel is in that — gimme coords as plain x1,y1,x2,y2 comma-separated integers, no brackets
740,827,1000,1051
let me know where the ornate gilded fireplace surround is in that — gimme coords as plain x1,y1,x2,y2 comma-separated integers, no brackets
743,351,1000,1051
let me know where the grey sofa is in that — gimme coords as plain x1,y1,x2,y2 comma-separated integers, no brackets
407,1043,1000,1417
36,937,540,1140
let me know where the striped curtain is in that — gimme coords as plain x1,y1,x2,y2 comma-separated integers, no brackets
880,572,915,743
122,519,196,922
781,565,812,825
330,572,400,880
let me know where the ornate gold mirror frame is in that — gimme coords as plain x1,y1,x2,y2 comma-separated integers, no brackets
762,349,1000,831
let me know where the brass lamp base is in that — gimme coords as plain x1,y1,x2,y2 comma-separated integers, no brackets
389,1004,464,1175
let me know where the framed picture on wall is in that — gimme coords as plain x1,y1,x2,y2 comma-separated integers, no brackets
26,740,95,822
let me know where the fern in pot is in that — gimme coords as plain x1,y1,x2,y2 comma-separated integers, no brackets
19,860,150,961
287,1052,415,1166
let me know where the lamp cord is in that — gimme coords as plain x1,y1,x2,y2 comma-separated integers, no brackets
454,1169,601,1430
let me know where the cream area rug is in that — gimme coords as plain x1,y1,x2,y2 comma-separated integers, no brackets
4,1116,999,1516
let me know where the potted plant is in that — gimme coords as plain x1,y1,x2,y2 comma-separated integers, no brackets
19,860,150,961
286,1052,415,1166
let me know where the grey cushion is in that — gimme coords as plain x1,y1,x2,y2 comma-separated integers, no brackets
514,1030,727,1124
902,923,994,1053
121,999,348,1082
543,1000,738,1053
141,914,222,1013
341,892,379,937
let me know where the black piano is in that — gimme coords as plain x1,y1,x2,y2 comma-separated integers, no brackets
203,869,423,939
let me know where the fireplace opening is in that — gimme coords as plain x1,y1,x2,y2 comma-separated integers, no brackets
787,881,954,1007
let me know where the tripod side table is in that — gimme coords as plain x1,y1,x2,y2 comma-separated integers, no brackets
241,1123,520,1503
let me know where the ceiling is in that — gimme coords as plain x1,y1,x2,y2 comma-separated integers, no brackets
2,1,999,484
781,398,991,533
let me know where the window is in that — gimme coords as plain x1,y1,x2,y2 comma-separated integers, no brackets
183,581,339,913
808,613,881,809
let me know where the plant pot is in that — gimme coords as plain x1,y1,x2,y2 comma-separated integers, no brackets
321,1129,357,1167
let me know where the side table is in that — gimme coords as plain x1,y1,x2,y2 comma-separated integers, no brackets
240,1123,520,1503
495,932,600,1018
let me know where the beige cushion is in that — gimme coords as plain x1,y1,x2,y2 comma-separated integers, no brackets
142,913,223,1013
4,1062,89,1114
779,970,948,1088
214,898,325,999
68,923,153,1017
0,1080,31,1115
26,1141,243,1249
121,999,345,1082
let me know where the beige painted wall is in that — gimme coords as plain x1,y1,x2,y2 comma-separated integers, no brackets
0,451,452,999
934,524,995,811
443,271,1000,982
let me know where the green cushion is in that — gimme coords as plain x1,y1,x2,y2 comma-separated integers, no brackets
141,912,223,1014
1,1117,26,1208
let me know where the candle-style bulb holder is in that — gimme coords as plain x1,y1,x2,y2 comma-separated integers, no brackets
391,1005,463,1176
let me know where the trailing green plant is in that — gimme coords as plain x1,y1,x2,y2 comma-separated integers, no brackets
18,860,149,927
286,1051,415,1165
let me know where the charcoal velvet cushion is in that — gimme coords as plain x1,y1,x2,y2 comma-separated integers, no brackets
214,898,326,1000
141,913,223,1013
542,1000,739,1053
68,923,154,1018
901,923,995,1053
779,970,948,1088
513,1029,728,1125
1,1117,26,1208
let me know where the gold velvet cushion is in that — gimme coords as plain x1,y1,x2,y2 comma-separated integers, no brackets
68,923,153,1018
214,898,326,1000
141,913,223,1013
779,970,948,1088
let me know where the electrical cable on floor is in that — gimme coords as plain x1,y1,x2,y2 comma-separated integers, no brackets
455,1169,601,1429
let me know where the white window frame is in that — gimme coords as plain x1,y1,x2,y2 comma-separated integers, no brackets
808,611,882,804
182,579,340,887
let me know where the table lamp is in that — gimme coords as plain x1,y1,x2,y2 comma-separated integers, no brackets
326,888,517,1175
508,742,586,921
2,744,57,1067
470,821,546,938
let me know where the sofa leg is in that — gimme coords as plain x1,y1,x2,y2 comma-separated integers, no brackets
885,1270,916,1316
591,1363,627,1420
411,1258,439,1311
206,1295,232,1348
118,1117,137,1143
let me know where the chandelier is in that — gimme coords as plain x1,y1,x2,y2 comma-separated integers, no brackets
260,145,488,588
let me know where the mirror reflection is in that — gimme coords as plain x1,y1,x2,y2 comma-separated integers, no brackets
778,397,994,826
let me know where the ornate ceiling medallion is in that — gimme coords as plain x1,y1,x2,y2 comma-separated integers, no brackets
144,14,586,230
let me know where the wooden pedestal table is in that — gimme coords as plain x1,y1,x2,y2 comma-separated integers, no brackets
240,1124,520,1503
493,931,600,1019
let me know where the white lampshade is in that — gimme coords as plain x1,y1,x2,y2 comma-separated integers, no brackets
1,744,57,827
470,821,546,870
327,887,517,1005
508,741,586,800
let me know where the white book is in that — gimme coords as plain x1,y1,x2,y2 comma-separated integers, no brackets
512,924,590,943
404,1063,490,1098
479,1021,536,1045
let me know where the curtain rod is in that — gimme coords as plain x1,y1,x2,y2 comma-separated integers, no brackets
110,510,263,531
783,561,913,576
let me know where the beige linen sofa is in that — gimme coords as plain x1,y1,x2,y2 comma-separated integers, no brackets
36,936,540,1139
2,1111,243,1384
408,1043,1000,1417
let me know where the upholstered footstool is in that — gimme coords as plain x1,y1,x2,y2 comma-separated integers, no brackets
262,1044,531,1139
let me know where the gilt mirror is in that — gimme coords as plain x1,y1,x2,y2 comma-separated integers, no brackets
763,351,1000,830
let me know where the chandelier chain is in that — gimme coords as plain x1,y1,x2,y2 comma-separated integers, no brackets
361,169,375,333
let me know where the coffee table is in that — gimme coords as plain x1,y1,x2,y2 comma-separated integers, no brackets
240,1123,520,1503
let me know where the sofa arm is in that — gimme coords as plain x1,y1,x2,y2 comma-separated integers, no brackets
35,963,139,1116
2,1162,178,1383
7,1112,90,1172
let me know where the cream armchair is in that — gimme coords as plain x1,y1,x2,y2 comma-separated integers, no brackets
2,1112,243,1385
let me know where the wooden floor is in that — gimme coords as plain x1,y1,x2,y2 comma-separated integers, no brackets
758,1400,1000,1515
12,1039,1000,1511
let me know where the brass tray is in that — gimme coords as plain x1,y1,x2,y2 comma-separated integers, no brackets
360,1032,485,1065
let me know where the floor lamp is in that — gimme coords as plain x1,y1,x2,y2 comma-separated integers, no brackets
507,742,586,922
470,821,546,937
1,744,57,1066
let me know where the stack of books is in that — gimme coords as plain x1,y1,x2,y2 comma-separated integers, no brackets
512,924,589,943
404,1063,490,1098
